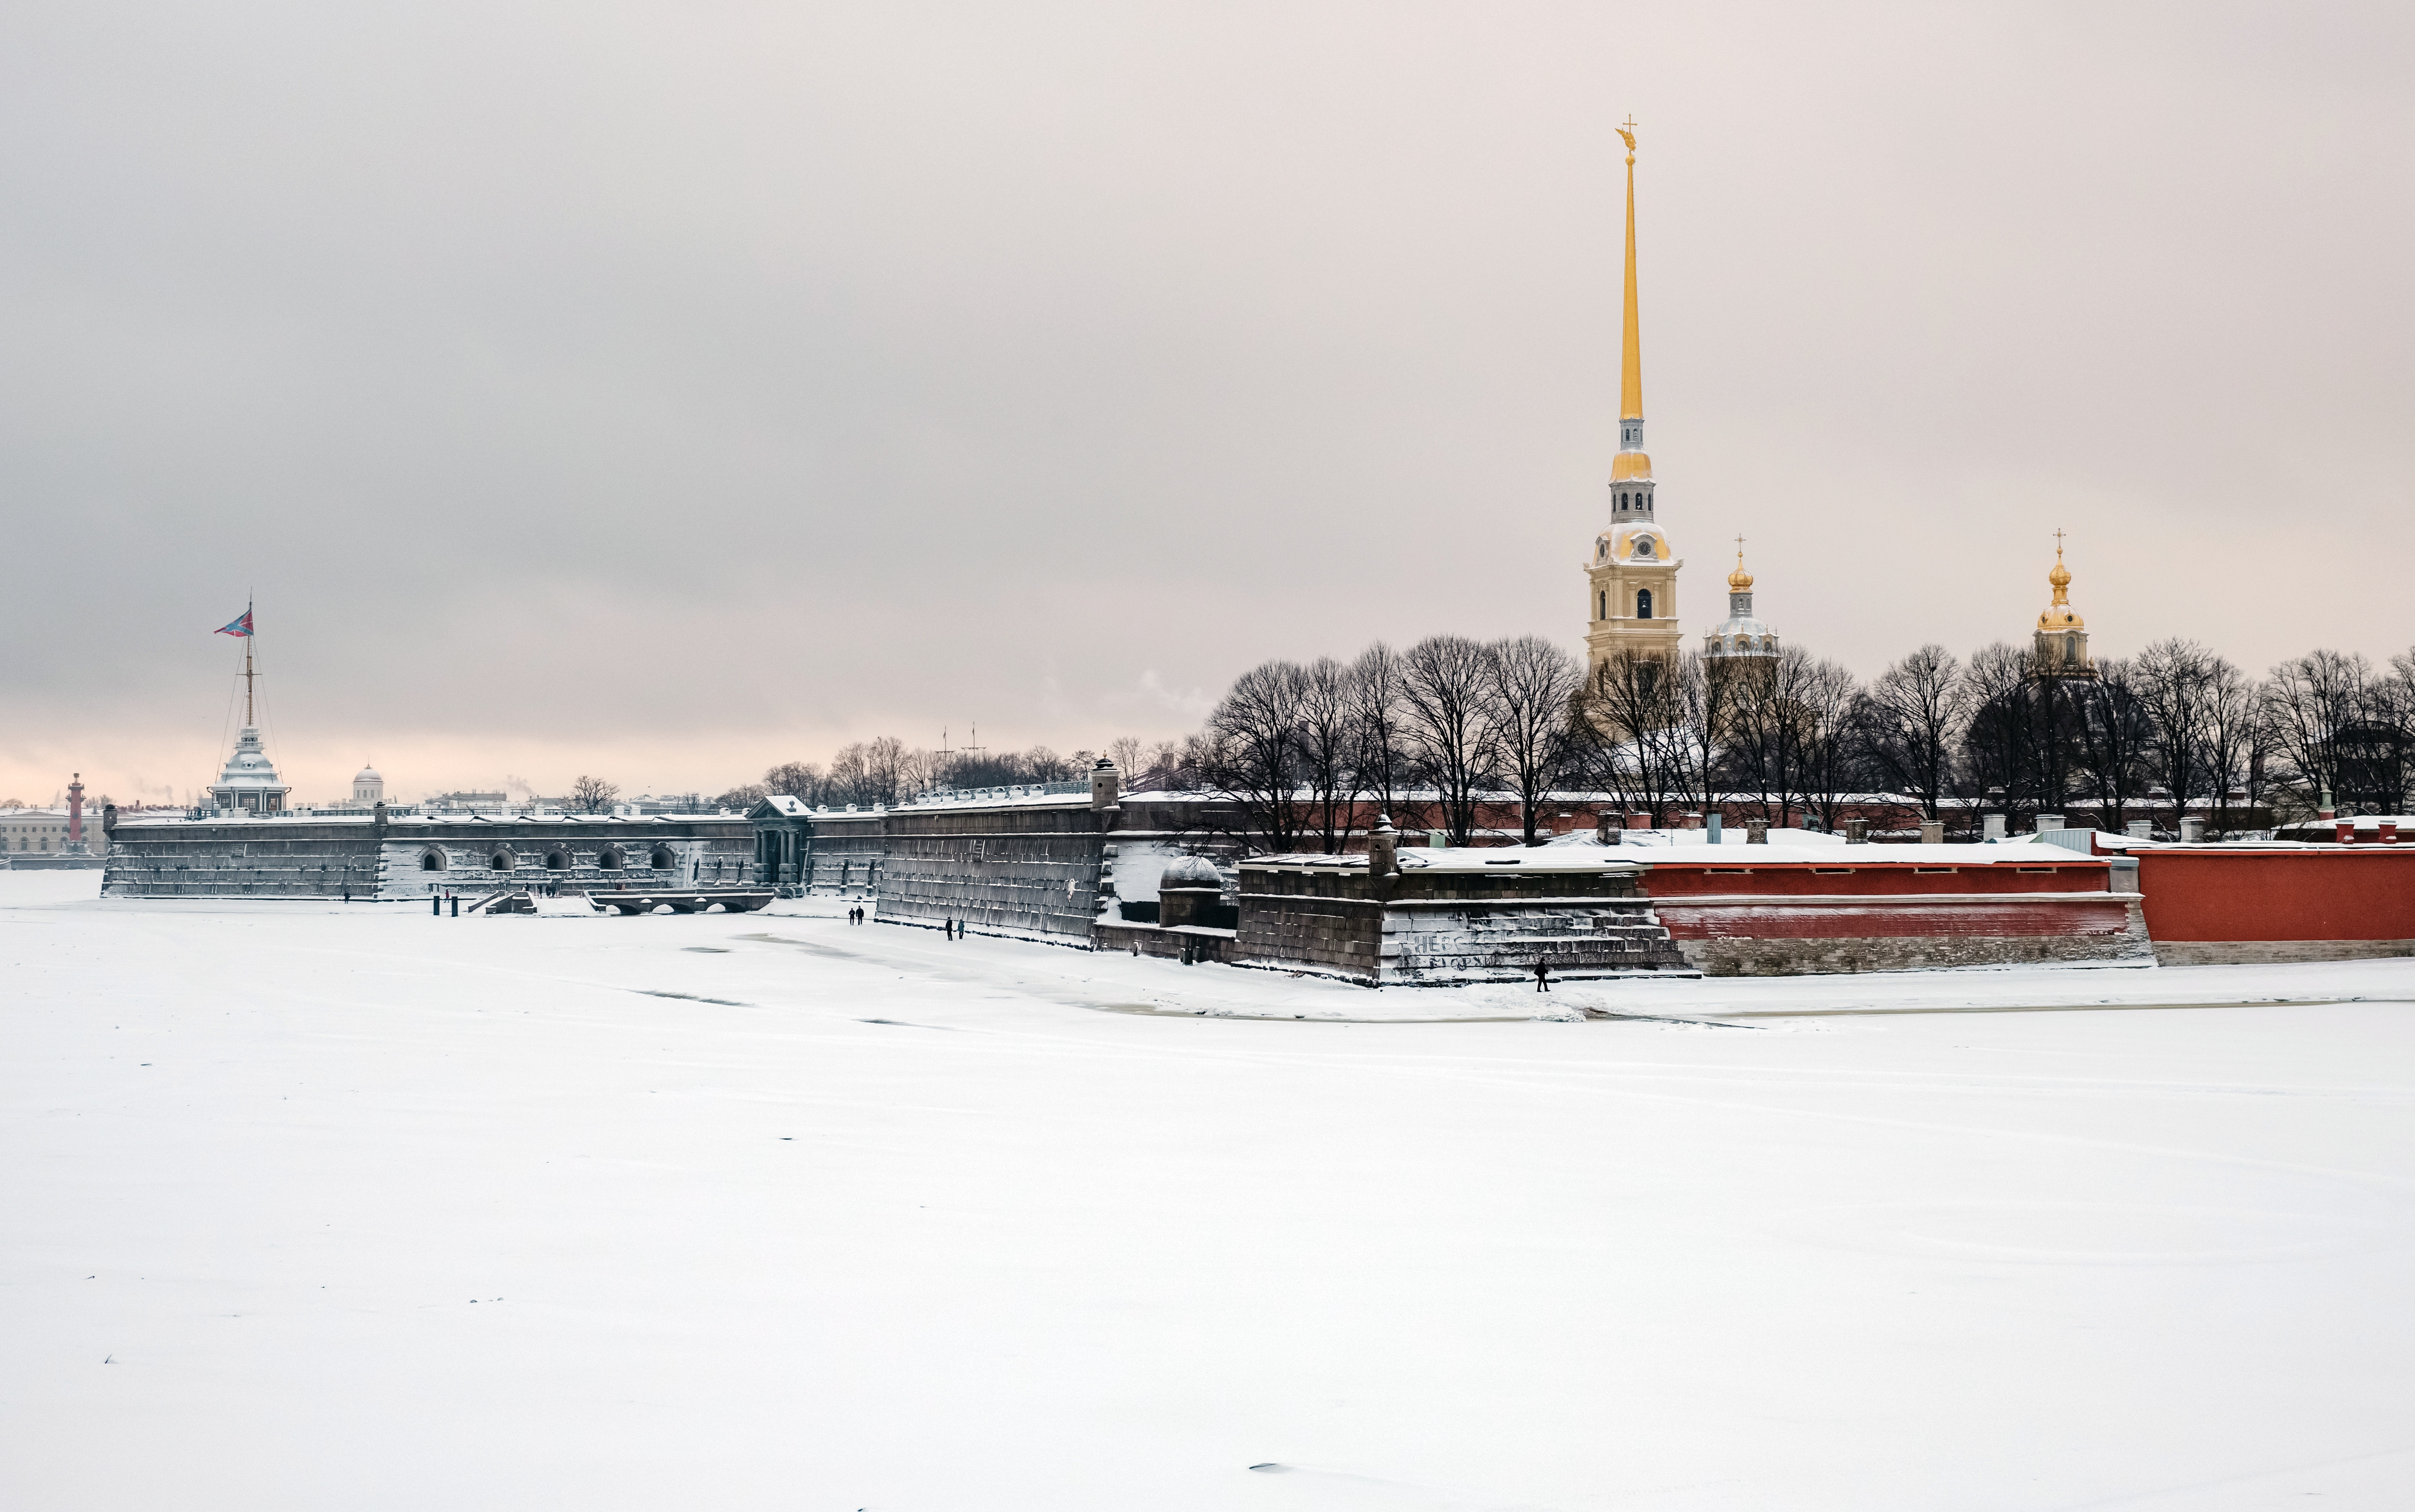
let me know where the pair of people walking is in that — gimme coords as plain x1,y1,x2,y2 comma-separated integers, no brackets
847,904,865,926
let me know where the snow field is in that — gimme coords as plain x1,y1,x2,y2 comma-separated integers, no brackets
4,870,2414,1509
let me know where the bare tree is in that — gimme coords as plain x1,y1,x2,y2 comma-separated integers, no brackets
1019,746,1077,782
1349,642,1415,831
2069,658,2156,834
764,761,824,804
2135,639,2223,830
569,775,619,813
1781,651,1862,833
714,783,769,810
1961,642,2043,827
1485,635,1585,844
2201,658,2267,834
1201,659,1311,853
1857,645,1969,822
1574,650,1686,826
1720,655,1796,827
1397,635,1497,845
1296,657,1363,853
2263,650,2376,818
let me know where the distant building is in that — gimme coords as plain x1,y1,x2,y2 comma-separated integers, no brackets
0,806,108,856
104,807,750,898
623,793,709,815
1703,544,1779,662
208,726,292,814
2032,535,2094,677
351,765,385,805
429,791,509,810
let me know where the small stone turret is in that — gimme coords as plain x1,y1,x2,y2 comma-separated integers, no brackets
1090,759,1121,810
1156,854,1226,929
1367,813,1399,877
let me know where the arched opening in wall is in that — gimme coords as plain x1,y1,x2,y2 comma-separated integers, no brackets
650,846,675,870
491,851,515,871
419,849,447,872
545,850,569,870
596,847,623,872
1636,588,1654,619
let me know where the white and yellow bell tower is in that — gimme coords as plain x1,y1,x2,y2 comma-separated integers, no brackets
1585,118,1683,675
2032,531,2095,677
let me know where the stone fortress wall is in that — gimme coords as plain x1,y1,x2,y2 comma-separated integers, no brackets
103,806,751,901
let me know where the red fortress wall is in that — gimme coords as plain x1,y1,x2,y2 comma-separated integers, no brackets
2133,847,2415,965
1640,854,2149,976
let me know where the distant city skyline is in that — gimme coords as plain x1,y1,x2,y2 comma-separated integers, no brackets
5,3,2411,805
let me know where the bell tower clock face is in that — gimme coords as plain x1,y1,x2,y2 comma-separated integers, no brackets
1631,535,1657,559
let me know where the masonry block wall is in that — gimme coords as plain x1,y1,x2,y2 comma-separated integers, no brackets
802,813,887,896
1235,858,1688,984
879,798,1108,940
103,813,751,900
103,822,386,899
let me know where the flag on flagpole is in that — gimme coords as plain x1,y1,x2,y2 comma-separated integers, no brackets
215,609,255,638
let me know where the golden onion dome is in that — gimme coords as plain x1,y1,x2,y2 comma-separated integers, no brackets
1728,542,1754,591
2037,536,2083,629
1610,450,1653,482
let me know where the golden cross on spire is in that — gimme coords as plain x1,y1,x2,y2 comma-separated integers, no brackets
1617,115,1637,161
2054,527,2065,556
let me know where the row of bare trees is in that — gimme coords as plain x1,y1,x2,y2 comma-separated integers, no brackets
1959,642,2415,832
715,738,1159,811
1191,635,1588,850
1183,634,2415,851
698,637,2415,842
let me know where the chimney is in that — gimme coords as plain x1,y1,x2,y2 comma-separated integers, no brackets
1919,820,1944,845
1746,819,1769,845
2335,820,2355,844
1843,818,1870,844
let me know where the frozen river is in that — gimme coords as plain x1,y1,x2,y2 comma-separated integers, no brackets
5,872,2413,1509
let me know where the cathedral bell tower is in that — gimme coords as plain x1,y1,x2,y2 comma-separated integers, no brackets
2032,533,2094,677
1585,119,1683,676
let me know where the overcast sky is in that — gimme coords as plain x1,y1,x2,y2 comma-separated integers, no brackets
4,2,2410,806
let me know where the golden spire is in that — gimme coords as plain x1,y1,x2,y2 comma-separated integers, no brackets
1728,535,1754,591
1617,117,1642,422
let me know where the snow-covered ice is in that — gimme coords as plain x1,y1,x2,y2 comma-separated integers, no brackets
5,870,2414,1509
